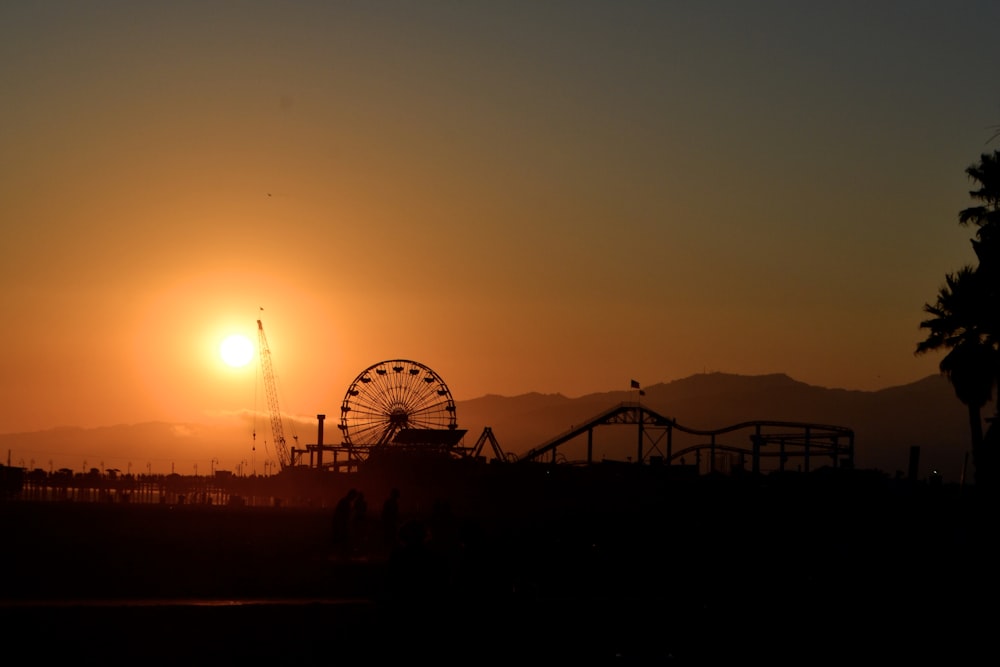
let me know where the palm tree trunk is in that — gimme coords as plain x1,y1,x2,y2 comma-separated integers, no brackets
969,404,984,447
979,410,1000,493
969,403,988,489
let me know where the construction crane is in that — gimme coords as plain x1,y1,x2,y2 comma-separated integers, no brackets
257,319,293,470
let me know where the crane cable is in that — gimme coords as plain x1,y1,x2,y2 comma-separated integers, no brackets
252,332,277,471
254,315,298,469
252,341,264,470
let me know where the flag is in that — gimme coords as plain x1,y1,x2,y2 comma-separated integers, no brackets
630,379,640,389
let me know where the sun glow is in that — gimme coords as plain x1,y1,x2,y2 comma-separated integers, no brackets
220,334,254,368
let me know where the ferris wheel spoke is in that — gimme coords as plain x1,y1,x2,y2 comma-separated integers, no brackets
407,415,443,430
346,397,388,415
405,403,449,420
343,394,384,413
406,383,438,407
340,359,458,447
405,377,445,405
366,376,397,413
349,410,389,426
351,420,388,442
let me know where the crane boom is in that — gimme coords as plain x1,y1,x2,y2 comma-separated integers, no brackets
257,319,291,469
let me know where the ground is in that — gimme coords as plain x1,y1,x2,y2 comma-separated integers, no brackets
0,468,994,664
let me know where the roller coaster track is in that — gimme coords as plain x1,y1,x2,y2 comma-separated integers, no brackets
516,402,854,474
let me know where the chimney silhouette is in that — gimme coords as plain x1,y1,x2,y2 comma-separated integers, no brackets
316,414,326,468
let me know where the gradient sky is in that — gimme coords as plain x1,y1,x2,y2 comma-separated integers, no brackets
3,1,999,437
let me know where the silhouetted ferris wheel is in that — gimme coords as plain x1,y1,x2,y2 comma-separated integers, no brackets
338,359,457,446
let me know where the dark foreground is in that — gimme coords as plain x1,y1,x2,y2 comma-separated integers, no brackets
1,469,995,665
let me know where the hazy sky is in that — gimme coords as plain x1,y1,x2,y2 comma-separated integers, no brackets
3,1,999,435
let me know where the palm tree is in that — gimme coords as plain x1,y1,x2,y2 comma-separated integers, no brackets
916,267,998,487
960,150,1000,347
959,150,1000,231
917,151,1000,489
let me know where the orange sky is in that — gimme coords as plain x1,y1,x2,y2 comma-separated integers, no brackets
2,2,999,445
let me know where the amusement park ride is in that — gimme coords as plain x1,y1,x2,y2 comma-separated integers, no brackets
255,321,855,477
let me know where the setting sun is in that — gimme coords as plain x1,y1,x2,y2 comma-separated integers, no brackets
220,334,254,368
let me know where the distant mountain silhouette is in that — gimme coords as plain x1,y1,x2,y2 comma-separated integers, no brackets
458,373,974,482
0,373,977,483
0,421,261,475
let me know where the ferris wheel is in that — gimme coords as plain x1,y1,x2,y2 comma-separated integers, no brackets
338,359,458,446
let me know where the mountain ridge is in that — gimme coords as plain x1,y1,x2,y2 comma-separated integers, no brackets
0,373,979,482
457,372,975,481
